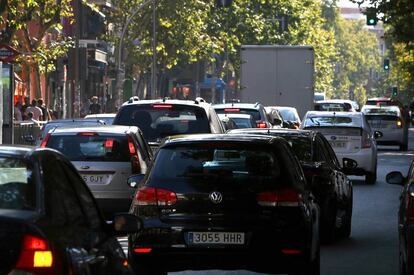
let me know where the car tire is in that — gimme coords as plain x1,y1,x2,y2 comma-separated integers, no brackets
320,198,337,244
339,194,353,239
365,172,377,185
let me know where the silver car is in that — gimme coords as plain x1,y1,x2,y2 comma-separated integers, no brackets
361,105,409,151
41,125,153,218
301,111,380,184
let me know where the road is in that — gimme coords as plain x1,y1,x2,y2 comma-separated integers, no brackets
122,130,414,275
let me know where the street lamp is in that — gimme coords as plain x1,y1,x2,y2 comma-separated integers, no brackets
114,0,154,110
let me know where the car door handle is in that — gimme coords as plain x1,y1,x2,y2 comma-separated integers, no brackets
84,255,106,264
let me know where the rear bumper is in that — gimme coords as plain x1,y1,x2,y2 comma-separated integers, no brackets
95,198,132,219
375,129,405,144
336,148,376,174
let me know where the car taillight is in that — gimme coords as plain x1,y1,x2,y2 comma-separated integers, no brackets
128,136,141,174
78,132,98,136
153,104,172,108
397,119,403,128
257,188,302,207
361,131,371,149
15,235,53,270
256,121,267,128
135,187,177,206
40,133,51,148
224,108,240,112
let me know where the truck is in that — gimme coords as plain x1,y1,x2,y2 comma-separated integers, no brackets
240,45,315,118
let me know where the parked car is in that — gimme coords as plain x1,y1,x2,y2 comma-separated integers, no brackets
113,99,225,151
213,102,273,128
228,128,353,243
218,113,256,129
268,106,301,129
84,113,117,125
40,125,152,218
362,105,409,151
386,163,414,275
302,111,381,184
128,134,320,275
0,145,142,275
35,118,107,146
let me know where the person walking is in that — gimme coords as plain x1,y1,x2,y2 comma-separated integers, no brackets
37,98,51,121
21,96,31,120
89,96,101,114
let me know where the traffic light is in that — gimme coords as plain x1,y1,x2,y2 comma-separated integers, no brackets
392,86,398,97
366,8,378,26
216,0,232,7
384,59,390,71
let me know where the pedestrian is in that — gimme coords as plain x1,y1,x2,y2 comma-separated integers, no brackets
24,99,43,121
89,96,101,114
37,98,51,121
21,96,31,120
27,111,41,126
14,101,23,121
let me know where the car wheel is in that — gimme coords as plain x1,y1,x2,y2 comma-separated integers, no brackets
365,172,377,185
320,198,337,244
339,194,353,239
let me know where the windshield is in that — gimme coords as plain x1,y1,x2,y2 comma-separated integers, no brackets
304,116,361,128
114,105,210,142
215,108,262,121
282,136,312,162
0,157,36,210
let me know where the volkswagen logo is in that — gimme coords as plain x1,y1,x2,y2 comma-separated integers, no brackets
209,191,223,204
330,136,337,141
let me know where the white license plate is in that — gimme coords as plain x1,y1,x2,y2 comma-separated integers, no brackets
330,141,346,148
81,174,113,185
188,232,244,245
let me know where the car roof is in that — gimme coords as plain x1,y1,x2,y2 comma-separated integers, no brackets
161,133,284,147
49,125,139,135
0,145,33,157
84,113,116,118
266,106,298,111
366,97,391,102
45,118,105,124
305,111,362,118
121,98,211,110
213,103,263,110
228,128,313,138
361,105,401,115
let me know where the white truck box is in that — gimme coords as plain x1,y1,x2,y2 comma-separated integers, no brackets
240,45,315,118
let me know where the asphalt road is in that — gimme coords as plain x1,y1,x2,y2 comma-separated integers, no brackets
123,129,414,275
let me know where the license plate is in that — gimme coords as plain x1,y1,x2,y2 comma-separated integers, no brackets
81,174,113,185
188,232,244,245
330,141,346,148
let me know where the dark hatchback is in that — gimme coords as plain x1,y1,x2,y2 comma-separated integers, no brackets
0,146,142,275
229,128,353,243
128,134,320,275
386,162,414,275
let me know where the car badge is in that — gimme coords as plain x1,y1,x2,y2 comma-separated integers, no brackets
331,136,337,141
209,191,223,204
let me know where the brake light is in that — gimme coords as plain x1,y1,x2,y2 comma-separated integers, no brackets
128,136,140,173
78,132,97,136
40,133,51,148
224,108,240,112
135,187,177,206
153,104,172,108
256,121,267,128
397,119,403,128
15,235,53,269
361,131,371,148
133,248,152,253
104,138,114,149
257,188,302,207
281,249,302,255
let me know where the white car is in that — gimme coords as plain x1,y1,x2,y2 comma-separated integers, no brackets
84,113,116,125
315,100,359,112
361,105,408,151
301,111,380,184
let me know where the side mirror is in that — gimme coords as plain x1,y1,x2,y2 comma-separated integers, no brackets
386,171,405,186
374,131,383,139
127,174,145,188
113,213,143,234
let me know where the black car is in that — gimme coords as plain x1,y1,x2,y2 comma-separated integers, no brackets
228,128,353,243
128,134,320,275
0,146,142,275
386,162,414,275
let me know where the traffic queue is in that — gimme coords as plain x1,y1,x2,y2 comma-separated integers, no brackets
0,96,410,275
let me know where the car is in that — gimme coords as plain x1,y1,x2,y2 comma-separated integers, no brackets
35,118,107,146
127,134,320,275
213,102,273,128
267,106,302,129
314,100,356,112
217,113,256,129
40,125,153,218
362,105,409,151
264,107,286,128
113,99,225,151
301,111,381,184
228,128,353,243
84,113,117,124
386,163,414,275
314,92,326,102
366,97,409,122
0,145,142,275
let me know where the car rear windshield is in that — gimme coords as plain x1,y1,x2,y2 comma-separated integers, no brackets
279,109,299,122
232,118,254,128
366,100,393,106
304,116,361,128
365,115,400,121
215,108,261,121
151,144,295,187
315,103,351,112
114,104,210,142
47,134,132,162
0,157,36,210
